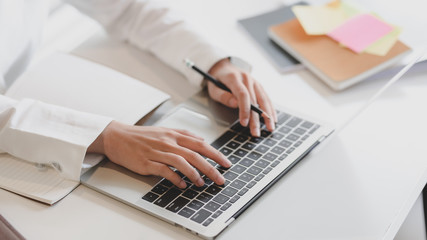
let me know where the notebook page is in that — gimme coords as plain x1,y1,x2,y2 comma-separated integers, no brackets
0,154,78,205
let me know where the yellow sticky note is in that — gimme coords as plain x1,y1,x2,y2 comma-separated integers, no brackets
292,5,347,35
364,26,402,56
292,1,361,35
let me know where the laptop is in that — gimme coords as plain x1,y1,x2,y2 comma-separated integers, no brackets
80,52,421,239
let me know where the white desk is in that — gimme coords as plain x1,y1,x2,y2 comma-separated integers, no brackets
1,0,427,239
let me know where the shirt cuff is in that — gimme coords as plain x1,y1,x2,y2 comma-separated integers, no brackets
0,99,113,181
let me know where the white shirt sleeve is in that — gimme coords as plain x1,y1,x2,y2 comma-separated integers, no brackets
65,0,229,86
0,95,112,180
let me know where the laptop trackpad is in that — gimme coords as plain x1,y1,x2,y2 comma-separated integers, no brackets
155,106,228,144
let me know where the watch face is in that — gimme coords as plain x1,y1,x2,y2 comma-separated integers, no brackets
229,56,252,72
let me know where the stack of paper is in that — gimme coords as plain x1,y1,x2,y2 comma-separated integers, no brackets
292,1,402,56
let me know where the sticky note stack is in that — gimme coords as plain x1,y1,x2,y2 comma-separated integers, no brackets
292,1,401,56
267,0,411,90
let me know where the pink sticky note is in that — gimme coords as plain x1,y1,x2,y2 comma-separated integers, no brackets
327,14,393,53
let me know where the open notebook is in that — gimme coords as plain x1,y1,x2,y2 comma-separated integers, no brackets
0,53,170,204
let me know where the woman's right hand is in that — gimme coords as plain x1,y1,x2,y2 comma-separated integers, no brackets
88,121,231,189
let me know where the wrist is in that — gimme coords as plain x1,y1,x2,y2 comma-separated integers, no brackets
87,121,115,155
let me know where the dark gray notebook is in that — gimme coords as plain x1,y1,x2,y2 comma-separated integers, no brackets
238,3,307,72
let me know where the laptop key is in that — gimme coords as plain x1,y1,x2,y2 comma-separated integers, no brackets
255,145,269,154
191,184,208,192
294,128,307,135
260,130,271,138
226,141,240,149
294,141,303,147
271,161,280,168
213,194,230,204
212,211,223,218
277,113,291,125
286,117,302,128
247,166,262,176
239,158,254,167
153,188,182,208
205,185,222,195
255,159,269,169
234,134,248,143
160,179,173,187
166,197,190,213
228,155,241,164
262,153,278,161
249,137,263,144
142,192,159,203
238,188,248,196
203,218,214,227
211,131,235,149
270,132,284,140
220,202,232,211
151,184,168,195
247,152,262,160
242,142,256,151
178,207,195,218
286,147,295,154
255,174,265,181
222,187,238,197
286,134,299,142
234,149,248,157
205,201,220,212
278,140,292,148
279,154,288,160
309,124,320,134
229,195,240,203
271,146,285,155
278,126,291,134
188,200,204,210
231,165,246,174
219,147,233,156
191,209,212,224
238,173,255,182
231,179,246,189
182,189,198,199
224,171,238,181
263,139,277,147
197,192,213,203
246,181,256,188
263,167,273,174
301,121,314,129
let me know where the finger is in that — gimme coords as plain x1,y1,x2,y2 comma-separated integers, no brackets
176,137,230,185
147,162,187,189
254,83,276,132
152,150,205,187
242,75,261,137
178,147,225,185
207,82,238,108
177,135,231,168
219,73,251,127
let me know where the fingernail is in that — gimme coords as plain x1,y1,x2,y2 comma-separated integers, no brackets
216,174,225,185
197,177,205,187
225,159,232,167
242,118,249,126
179,180,187,189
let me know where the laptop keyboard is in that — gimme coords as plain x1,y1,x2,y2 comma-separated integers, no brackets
142,111,320,227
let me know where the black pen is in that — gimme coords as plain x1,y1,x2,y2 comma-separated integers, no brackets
184,58,271,121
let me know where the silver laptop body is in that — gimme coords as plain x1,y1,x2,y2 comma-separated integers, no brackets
81,89,334,239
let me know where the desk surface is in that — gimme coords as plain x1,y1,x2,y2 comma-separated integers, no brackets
2,0,427,239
